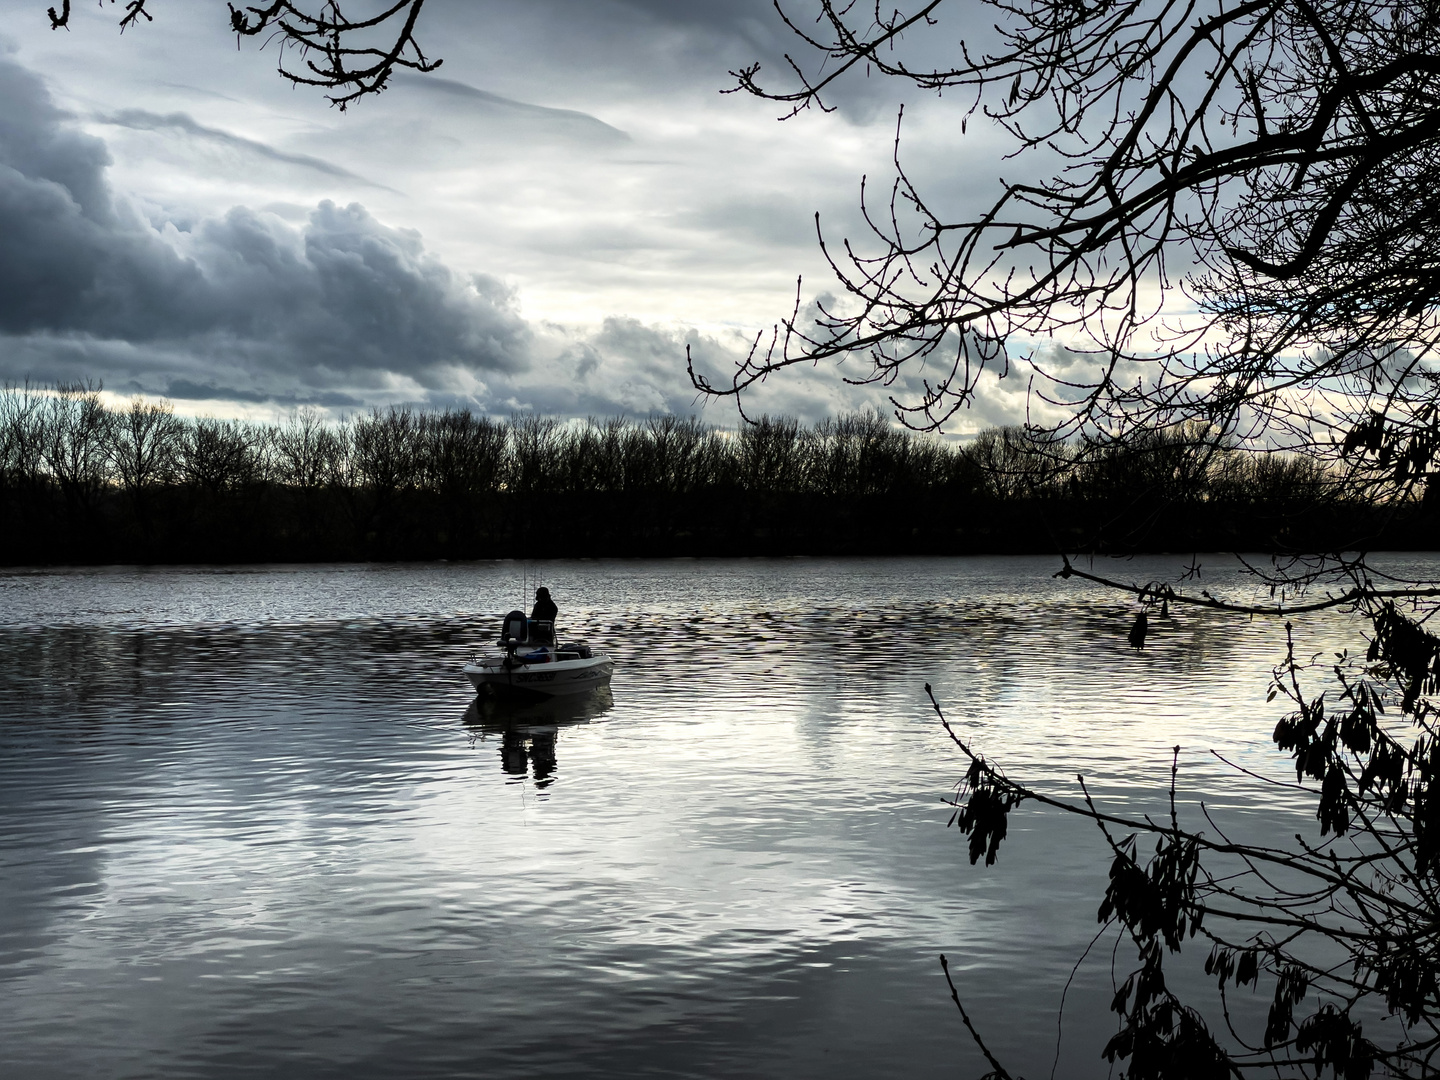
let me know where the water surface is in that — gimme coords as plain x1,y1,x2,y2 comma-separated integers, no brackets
0,555,1396,1078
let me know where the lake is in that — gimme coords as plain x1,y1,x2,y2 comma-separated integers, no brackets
0,555,1388,1078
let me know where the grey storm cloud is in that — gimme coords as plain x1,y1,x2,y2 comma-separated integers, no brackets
511,316,938,427
551,0,940,120
0,31,945,423
0,49,530,393
98,108,394,190
500,317,723,418
390,74,630,145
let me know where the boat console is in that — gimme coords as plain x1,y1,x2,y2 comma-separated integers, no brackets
496,609,591,663
500,610,527,646
498,611,555,647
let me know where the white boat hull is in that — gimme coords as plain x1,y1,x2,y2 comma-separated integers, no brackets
464,654,614,699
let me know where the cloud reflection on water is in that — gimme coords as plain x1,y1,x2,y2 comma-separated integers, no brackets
0,555,1409,1078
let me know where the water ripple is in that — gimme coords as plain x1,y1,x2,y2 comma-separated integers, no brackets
0,555,1411,1079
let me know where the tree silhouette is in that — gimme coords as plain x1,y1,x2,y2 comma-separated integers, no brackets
46,0,438,108
704,2,1440,1076
697,1,1440,459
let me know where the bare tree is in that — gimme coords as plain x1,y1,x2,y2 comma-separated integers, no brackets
964,425,1064,501
696,0,1440,474
42,382,113,523
930,558,1440,1078
502,415,556,495
736,414,804,493
0,383,50,498
180,417,267,498
46,0,439,108
699,2,1440,1077
107,396,184,493
107,395,185,537
418,409,507,499
273,406,343,492
352,406,419,501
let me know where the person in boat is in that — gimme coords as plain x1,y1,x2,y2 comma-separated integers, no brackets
531,587,558,623
530,587,558,645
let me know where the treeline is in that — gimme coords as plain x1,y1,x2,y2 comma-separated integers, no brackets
0,385,1412,564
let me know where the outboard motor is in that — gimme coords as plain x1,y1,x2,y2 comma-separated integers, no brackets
500,610,528,648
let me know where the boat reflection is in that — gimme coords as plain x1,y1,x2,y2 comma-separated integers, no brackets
462,687,614,788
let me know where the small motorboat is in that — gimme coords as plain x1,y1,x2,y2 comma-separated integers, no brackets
464,609,615,700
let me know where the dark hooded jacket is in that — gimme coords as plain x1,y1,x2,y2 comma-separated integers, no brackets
531,588,558,623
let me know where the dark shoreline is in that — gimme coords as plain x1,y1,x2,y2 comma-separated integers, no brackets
3,488,1433,566
6,393,1434,565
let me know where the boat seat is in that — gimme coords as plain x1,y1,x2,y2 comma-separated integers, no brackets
500,610,528,644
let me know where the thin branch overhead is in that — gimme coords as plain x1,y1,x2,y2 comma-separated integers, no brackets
48,0,440,108
701,0,1440,464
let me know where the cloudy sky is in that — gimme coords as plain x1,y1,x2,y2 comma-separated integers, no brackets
0,0,1029,427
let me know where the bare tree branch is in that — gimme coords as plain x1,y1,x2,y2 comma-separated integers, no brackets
47,0,440,108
